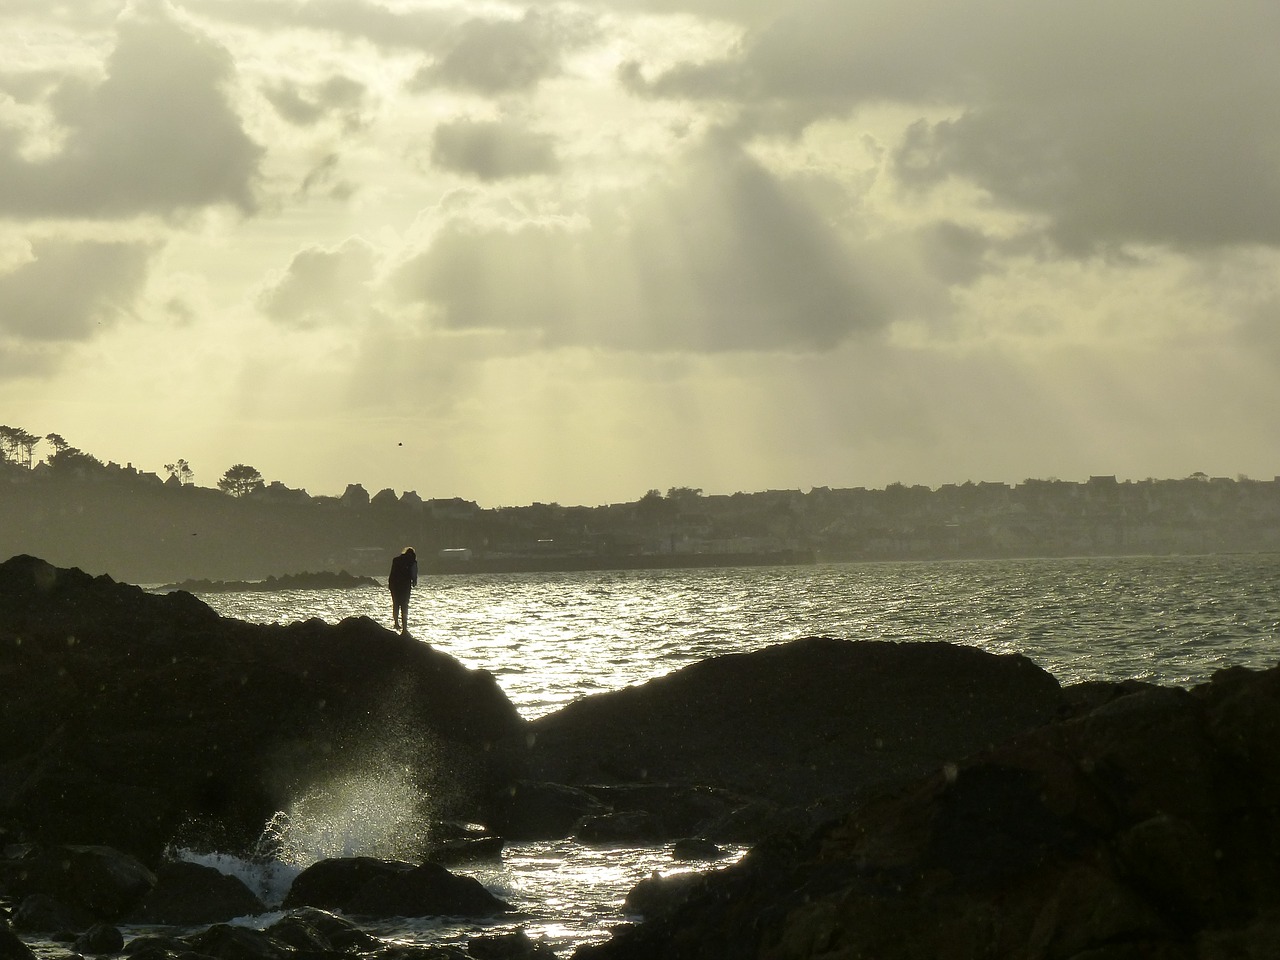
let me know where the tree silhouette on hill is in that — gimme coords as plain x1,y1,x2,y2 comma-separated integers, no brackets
218,463,265,497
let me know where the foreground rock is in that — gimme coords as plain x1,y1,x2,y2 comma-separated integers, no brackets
284,856,511,918
496,636,1065,838
575,663,1280,960
0,555,525,863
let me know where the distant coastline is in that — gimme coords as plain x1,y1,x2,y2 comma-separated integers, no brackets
421,548,816,576
158,570,380,593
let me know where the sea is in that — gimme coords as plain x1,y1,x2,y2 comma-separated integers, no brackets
130,555,1280,957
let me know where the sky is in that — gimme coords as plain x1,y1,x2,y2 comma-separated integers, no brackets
1,0,1277,507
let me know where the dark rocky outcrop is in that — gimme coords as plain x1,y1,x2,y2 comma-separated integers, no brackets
0,555,526,863
126,860,267,925
283,856,511,918
0,845,156,928
575,662,1280,960
498,636,1065,842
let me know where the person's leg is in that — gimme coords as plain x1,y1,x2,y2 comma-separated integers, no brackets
391,590,400,628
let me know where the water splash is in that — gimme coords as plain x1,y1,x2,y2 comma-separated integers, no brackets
256,761,433,868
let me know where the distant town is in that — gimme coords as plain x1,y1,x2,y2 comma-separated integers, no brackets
2,426,1278,583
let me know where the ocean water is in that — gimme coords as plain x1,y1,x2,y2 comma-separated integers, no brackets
158,555,1280,956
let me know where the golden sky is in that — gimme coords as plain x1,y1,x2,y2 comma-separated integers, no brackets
2,0,1277,505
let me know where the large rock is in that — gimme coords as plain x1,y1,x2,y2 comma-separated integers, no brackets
574,661,1280,960
1,845,155,926
515,636,1064,808
0,556,527,863
126,859,267,925
283,856,510,919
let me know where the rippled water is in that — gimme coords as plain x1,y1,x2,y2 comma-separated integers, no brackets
161,555,1280,956
202,555,1280,719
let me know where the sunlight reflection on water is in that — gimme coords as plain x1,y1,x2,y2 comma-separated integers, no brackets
193,555,1280,718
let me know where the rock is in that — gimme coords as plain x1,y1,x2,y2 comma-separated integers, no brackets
126,859,267,925
428,834,505,866
468,927,559,959
74,923,124,955
283,857,510,919
283,857,415,911
518,637,1063,809
486,781,607,842
344,861,511,919
5,845,155,924
574,811,665,845
579,784,745,840
572,662,1280,960
183,924,286,960
264,908,382,953
621,872,707,920
0,556,527,863
10,894,95,934
0,922,36,960
670,838,726,862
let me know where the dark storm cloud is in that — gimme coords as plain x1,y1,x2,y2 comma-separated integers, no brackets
0,238,157,341
411,10,598,95
625,0,1280,252
431,119,559,181
390,138,889,352
0,3,262,219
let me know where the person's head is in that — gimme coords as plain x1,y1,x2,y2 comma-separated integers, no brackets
403,547,415,559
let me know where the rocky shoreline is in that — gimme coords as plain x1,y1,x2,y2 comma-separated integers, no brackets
3,554,1279,959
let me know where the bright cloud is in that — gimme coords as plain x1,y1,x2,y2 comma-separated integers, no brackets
0,0,1276,504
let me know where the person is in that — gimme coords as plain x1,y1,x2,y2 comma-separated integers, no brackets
388,546,418,632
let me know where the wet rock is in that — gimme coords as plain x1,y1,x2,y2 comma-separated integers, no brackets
486,781,607,842
74,923,125,955
283,857,510,919
468,927,559,959
264,907,382,953
184,924,286,960
670,838,726,862
126,859,267,925
283,857,415,912
344,861,511,919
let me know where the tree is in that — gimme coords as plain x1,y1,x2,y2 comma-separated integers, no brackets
45,433,71,456
0,425,40,468
164,459,195,485
218,463,265,498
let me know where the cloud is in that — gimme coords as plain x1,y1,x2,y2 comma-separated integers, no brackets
431,119,559,181
188,0,457,53
390,137,890,351
0,0,262,219
411,9,598,95
258,237,379,327
625,0,1280,251
0,237,157,342
263,74,369,130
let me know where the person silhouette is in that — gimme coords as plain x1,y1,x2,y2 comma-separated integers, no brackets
388,546,418,632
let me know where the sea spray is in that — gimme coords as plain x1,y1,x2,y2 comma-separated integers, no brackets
257,760,432,866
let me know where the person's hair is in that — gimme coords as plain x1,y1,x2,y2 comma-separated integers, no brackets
403,547,415,557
